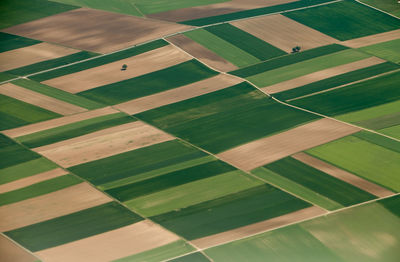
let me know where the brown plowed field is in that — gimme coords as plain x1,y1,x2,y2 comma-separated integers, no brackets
0,234,37,262
341,29,400,48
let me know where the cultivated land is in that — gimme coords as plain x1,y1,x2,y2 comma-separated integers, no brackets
359,38,400,64
0,234,37,262
341,29,400,48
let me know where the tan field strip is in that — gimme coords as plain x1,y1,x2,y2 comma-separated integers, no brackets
232,14,338,53
167,34,238,72
292,152,394,197
115,74,241,114
0,234,37,262
35,220,180,262
149,0,296,22
34,121,174,168
0,83,87,115
191,206,326,249
217,118,361,171
0,183,111,232
263,57,385,94
0,42,78,71
0,168,67,194
3,107,116,138
341,29,400,48
43,44,191,93
3,8,191,53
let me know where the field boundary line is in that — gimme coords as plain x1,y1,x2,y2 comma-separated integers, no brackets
355,0,400,20
0,232,42,261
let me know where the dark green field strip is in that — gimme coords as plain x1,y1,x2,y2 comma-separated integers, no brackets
30,39,168,82
181,0,334,26
6,51,100,76
291,71,400,116
78,60,218,105
11,79,103,110
0,32,40,53
230,44,348,78
5,202,143,252
137,82,319,153
0,158,58,185
275,62,400,101
0,175,81,206
106,160,235,202
205,24,286,61
170,252,210,262
353,131,400,154
265,157,376,207
284,0,400,41
17,113,135,148
69,140,207,186
151,185,310,240
355,110,400,130
0,134,41,169
0,72,17,82
379,195,400,217
0,94,61,131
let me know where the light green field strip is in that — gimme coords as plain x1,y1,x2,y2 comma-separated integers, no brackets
247,49,371,87
379,124,400,140
0,158,58,185
125,170,264,217
252,167,343,211
361,0,400,17
307,136,400,192
359,39,400,64
184,29,260,67
113,240,196,262
99,155,215,190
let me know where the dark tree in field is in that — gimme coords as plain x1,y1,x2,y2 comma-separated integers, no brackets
292,46,301,53
121,64,128,70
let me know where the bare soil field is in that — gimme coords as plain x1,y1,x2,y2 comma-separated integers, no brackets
263,57,385,94
0,234,37,262
217,118,360,171
292,152,394,197
167,34,238,72
0,42,78,72
35,220,180,262
0,183,111,232
34,122,174,168
0,168,67,194
3,8,192,53
191,206,326,249
0,83,87,115
3,107,117,138
115,74,240,114
231,14,338,53
43,45,191,93
341,29,400,48
149,0,296,22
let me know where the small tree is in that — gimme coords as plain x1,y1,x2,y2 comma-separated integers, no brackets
121,64,128,71
292,46,301,53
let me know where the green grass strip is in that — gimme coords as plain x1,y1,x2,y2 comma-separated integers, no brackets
17,113,135,148
11,79,104,110
78,59,218,105
170,252,210,262
359,39,400,64
0,175,82,206
355,110,400,130
0,72,17,82
30,39,168,82
353,131,400,154
0,32,40,53
0,134,42,169
379,124,400,140
378,195,400,217
5,202,143,252
361,0,400,18
230,44,348,78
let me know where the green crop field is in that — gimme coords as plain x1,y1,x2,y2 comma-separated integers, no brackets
0,32,40,53
0,72,16,82
170,252,210,262
359,39,400,64
0,94,61,130
361,0,400,17
253,157,375,210
291,71,400,116
284,0,400,41
137,82,319,153
354,131,400,154
275,62,400,101
205,197,400,261
379,124,400,140
0,134,42,169
307,135,400,192
78,60,218,105
16,113,135,148
5,202,143,251
151,185,310,240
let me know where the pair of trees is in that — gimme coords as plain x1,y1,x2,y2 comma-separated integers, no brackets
292,46,301,53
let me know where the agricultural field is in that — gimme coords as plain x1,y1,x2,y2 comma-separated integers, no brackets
1,0,400,261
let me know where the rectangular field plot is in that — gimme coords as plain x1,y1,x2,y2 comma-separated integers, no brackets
290,71,400,116
0,32,40,53
0,234,37,262
252,157,376,210
306,135,400,192
136,82,318,153
284,0,400,41
359,38,400,64
150,184,311,240
5,202,142,252
78,59,218,105
361,0,400,17
205,198,400,262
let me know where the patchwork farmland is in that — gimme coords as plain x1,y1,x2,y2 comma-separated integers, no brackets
0,0,399,261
